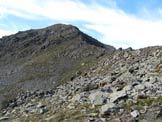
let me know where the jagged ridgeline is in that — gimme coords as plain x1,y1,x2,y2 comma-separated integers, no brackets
0,24,115,108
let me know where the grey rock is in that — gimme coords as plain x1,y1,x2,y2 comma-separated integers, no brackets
88,113,98,117
81,83,99,92
110,89,128,103
36,102,45,108
0,117,9,121
131,110,139,118
134,84,145,91
26,103,35,108
89,91,108,106
101,85,113,93
39,108,48,114
100,103,117,116
71,94,81,103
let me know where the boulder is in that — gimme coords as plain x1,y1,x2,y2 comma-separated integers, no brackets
100,103,117,116
131,110,139,118
110,89,128,103
134,84,145,91
89,91,108,106
0,117,9,121
71,94,81,103
39,108,48,114
81,83,99,92
36,102,45,108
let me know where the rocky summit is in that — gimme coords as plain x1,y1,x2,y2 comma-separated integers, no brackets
0,24,162,122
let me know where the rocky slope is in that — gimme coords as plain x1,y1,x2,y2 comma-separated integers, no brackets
0,24,162,122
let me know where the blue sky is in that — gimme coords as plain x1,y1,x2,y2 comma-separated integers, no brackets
1,0,162,48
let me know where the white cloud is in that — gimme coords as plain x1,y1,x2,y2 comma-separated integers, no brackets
0,30,15,38
1,0,162,48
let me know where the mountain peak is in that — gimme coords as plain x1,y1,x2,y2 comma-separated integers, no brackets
0,24,115,107
45,23,79,31
43,24,115,50
41,24,80,38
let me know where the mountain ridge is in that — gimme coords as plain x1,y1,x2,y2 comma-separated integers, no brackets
0,24,115,109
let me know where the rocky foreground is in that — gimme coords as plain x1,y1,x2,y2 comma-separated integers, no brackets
1,46,162,122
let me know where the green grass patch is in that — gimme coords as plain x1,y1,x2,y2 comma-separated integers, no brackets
124,96,162,111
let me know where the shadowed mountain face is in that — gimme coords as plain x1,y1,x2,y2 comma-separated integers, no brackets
0,24,115,103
